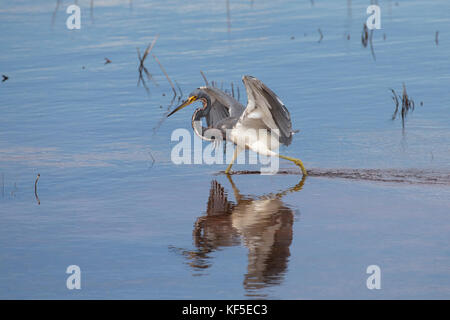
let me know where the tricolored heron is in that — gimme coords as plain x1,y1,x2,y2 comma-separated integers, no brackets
167,75,307,176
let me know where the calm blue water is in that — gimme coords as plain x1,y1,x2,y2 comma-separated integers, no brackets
0,0,449,299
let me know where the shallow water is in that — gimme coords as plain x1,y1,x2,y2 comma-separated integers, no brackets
1,0,450,299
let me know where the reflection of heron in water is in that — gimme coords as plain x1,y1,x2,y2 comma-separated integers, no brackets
174,175,305,296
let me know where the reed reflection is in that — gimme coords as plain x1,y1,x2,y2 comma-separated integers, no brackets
181,175,305,296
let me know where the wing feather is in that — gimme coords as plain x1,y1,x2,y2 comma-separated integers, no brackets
241,76,293,146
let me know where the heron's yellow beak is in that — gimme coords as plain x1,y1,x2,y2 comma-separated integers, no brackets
167,96,197,117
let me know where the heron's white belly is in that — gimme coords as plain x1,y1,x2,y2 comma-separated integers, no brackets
229,125,278,157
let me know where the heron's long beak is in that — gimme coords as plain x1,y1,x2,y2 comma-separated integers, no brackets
167,96,197,117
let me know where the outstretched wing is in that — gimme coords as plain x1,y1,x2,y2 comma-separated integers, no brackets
240,76,293,146
201,87,245,128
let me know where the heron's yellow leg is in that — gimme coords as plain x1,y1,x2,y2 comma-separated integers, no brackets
225,147,240,174
279,155,308,176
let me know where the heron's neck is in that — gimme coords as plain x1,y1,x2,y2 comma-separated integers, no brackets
199,97,211,115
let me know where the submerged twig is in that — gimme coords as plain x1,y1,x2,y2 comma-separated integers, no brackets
369,29,376,61
361,24,375,60
1,173,4,199
361,23,369,47
35,173,40,205
435,31,439,46
318,28,323,43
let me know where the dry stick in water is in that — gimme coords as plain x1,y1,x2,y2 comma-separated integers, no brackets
435,31,439,46
137,36,159,93
137,48,150,94
231,82,235,98
390,88,400,120
200,70,209,86
391,83,416,130
152,53,177,98
35,173,40,205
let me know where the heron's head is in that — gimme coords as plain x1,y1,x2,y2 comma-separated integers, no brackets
167,88,210,117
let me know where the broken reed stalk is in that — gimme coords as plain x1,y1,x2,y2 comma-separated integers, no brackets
143,35,159,62
369,29,376,61
231,82,235,98
390,88,400,120
137,35,159,93
152,53,177,97
200,70,209,86
51,0,61,28
148,150,155,169
137,47,150,94
391,83,416,129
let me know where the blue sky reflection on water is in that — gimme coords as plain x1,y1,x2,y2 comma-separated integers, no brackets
0,0,449,299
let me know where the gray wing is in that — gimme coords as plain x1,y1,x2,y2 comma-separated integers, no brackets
201,87,245,128
240,76,293,146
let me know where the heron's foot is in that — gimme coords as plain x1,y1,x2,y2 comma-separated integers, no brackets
224,164,233,175
279,154,308,176
293,159,308,176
